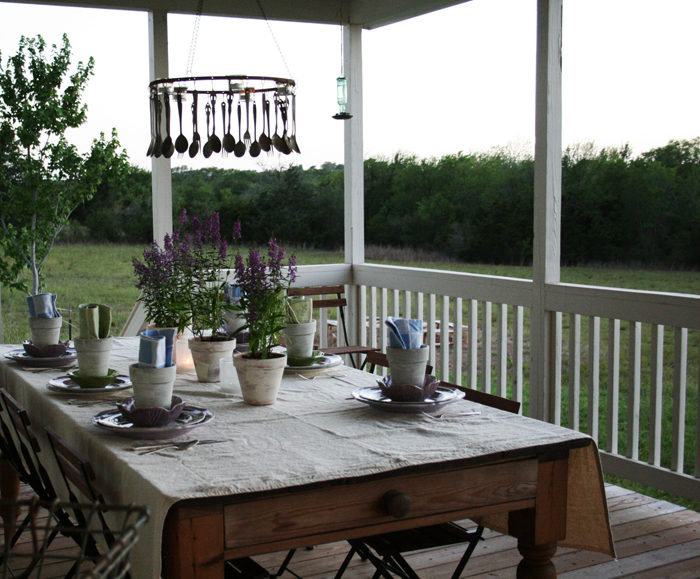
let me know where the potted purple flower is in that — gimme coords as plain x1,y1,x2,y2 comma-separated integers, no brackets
133,210,236,382
231,229,297,405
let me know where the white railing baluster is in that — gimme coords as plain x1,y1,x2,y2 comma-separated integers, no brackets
380,288,388,375
428,294,437,370
441,296,450,380
672,327,687,473
369,287,378,350
607,318,620,455
358,285,367,349
627,321,642,461
417,292,424,331
404,291,411,319
588,316,600,441
468,300,478,390
553,311,563,426
568,313,581,431
393,289,400,318
514,306,524,405
482,301,492,394
454,298,463,386
497,303,508,399
649,324,664,466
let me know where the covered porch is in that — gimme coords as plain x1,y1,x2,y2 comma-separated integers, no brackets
6,0,700,528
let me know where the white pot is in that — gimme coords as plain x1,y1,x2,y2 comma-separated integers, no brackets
188,337,237,383
281,320,317,361
28,316,63,348
129,363,177,408
234,353,287,405
222,304,247,337
73,336,113,377
386,345,430,387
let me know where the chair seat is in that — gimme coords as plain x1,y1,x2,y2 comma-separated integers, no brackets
323,345,380,356
363,522,479,554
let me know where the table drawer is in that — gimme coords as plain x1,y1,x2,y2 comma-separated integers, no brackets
224,458,538,551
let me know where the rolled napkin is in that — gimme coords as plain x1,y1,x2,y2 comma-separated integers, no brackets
27,293,58,318
385,317,423,349
78,303,112,339
139,328,177,368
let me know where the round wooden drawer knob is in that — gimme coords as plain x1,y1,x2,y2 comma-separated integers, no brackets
383,490,411,518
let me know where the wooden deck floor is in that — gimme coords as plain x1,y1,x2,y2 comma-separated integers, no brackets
257,484,700,579
2,484,699,578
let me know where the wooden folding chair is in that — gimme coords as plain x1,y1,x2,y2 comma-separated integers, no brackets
333,384,521,579
287,285,379,368
363,351,434,376
0,389,82,576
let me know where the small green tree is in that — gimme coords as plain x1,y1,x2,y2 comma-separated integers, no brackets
0,34,129,295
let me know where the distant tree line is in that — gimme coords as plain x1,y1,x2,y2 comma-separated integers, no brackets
67,138,700,267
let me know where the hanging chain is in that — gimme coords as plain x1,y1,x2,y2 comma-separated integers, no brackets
256,0,294,80
186,0,205,77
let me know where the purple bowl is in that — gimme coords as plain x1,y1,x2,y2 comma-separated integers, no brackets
377,374,439,402
116,396,186,428
23,340,69,358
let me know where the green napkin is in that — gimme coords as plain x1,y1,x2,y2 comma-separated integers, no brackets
78,303,112,339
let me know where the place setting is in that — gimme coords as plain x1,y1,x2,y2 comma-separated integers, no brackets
91,328,214,440
350,317,465,414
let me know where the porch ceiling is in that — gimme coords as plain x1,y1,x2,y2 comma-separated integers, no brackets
2,0,472,29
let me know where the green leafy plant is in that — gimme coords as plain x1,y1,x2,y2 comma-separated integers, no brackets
0,34,129,296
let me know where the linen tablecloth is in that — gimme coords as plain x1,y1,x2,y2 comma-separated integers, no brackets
0,339,614,578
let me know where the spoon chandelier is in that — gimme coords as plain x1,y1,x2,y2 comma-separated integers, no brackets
147,75,298,160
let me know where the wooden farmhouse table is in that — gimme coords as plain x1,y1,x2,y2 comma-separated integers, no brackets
0,339,614,579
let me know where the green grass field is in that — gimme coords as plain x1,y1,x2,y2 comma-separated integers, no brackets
3,243,699,511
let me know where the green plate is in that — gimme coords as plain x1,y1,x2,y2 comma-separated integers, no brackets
68,368,120,389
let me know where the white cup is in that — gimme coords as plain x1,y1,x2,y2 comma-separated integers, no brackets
219,358,240,395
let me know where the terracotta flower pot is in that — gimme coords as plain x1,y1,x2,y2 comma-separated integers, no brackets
73,336,113,377
129,363,177,408
385,345,430,387
233,352,287,405
188,337,237,383
281,320,317,363
28,316,63,349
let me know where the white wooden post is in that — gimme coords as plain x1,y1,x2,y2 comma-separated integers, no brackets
149,10,173,244
343,23,365,349
530,0,563,421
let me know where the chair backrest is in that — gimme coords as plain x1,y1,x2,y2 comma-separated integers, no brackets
439,381,521,414
288,285,347,310
45,425,115,547
0,388,57,499
365,351,434,376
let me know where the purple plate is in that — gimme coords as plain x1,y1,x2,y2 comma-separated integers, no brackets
117,396,187,428
92,405,213,440
5,348,77,368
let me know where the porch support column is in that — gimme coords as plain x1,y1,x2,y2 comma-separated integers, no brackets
343,23,365,349
530,0,562,421
148,10,173,243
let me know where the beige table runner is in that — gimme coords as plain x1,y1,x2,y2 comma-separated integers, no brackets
0,339,614,578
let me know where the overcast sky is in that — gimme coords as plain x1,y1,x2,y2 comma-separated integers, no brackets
0,0,698,172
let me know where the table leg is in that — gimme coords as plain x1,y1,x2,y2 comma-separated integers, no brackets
516,540,558,579
0,458,20,539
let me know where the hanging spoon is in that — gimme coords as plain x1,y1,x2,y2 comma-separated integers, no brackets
222,93,235,154
203,103,212,158
209,93,221,154
146,92,156,157
161,93,175,158
153,96,163,158
264,97,273,155
174,92,189,156
189,93,200,158
249,98,261,157
289,94,301,154
234,102,246,157
272,96,284,153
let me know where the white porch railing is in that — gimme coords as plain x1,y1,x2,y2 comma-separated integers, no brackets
295,263,700,503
